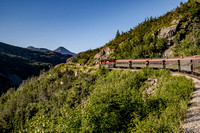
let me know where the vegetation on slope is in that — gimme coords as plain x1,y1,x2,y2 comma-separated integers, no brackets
108,1,200,58
0,64,193,132
0,42,72,94
69,1,200,65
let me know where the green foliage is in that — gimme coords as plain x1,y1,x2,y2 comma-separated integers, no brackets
115,29,121,38
134,75,193,132
171,1,200,56
81,70,146,132
0,65,194,132
71,48,101,66
173,28,200,56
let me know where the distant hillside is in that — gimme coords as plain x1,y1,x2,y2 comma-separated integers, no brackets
67,1,200,66
27,46,50,52
0,42,72,94
27,46,76,56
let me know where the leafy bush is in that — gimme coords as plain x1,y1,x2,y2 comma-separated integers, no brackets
0,65,194,132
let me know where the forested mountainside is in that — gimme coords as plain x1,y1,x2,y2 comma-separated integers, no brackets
67,1,200,66
0,64,194,132
0,42,72,94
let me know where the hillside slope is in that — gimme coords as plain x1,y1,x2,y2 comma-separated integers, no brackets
0,64,194,132
67,1,200,66
0,42,72,94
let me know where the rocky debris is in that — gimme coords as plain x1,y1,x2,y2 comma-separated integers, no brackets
164,47,174,57
144,78,158,96
94,47,114,64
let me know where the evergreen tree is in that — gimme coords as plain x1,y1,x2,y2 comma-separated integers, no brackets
115,30,120,38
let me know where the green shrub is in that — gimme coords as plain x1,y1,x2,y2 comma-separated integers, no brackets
0,65,194,132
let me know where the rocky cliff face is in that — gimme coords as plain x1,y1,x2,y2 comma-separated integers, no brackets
158,20,179,46
94,47,114,64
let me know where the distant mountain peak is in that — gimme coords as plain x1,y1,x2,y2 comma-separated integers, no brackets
54,46,76,56
27,46,76,56
57,46,65,49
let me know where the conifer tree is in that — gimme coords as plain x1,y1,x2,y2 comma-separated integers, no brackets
115,30,120,38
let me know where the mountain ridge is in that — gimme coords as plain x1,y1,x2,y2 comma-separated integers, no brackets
27,46,50,52
0,42,72,94
27,46,76,56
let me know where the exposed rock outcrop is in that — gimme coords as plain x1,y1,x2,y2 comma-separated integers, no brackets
158,25,177,45
170,19,180,25
157,19,180,46
94,47,114,64
144,78,158,96
164,47,174,57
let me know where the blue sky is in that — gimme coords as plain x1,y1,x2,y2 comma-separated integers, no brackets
0,0,187,53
